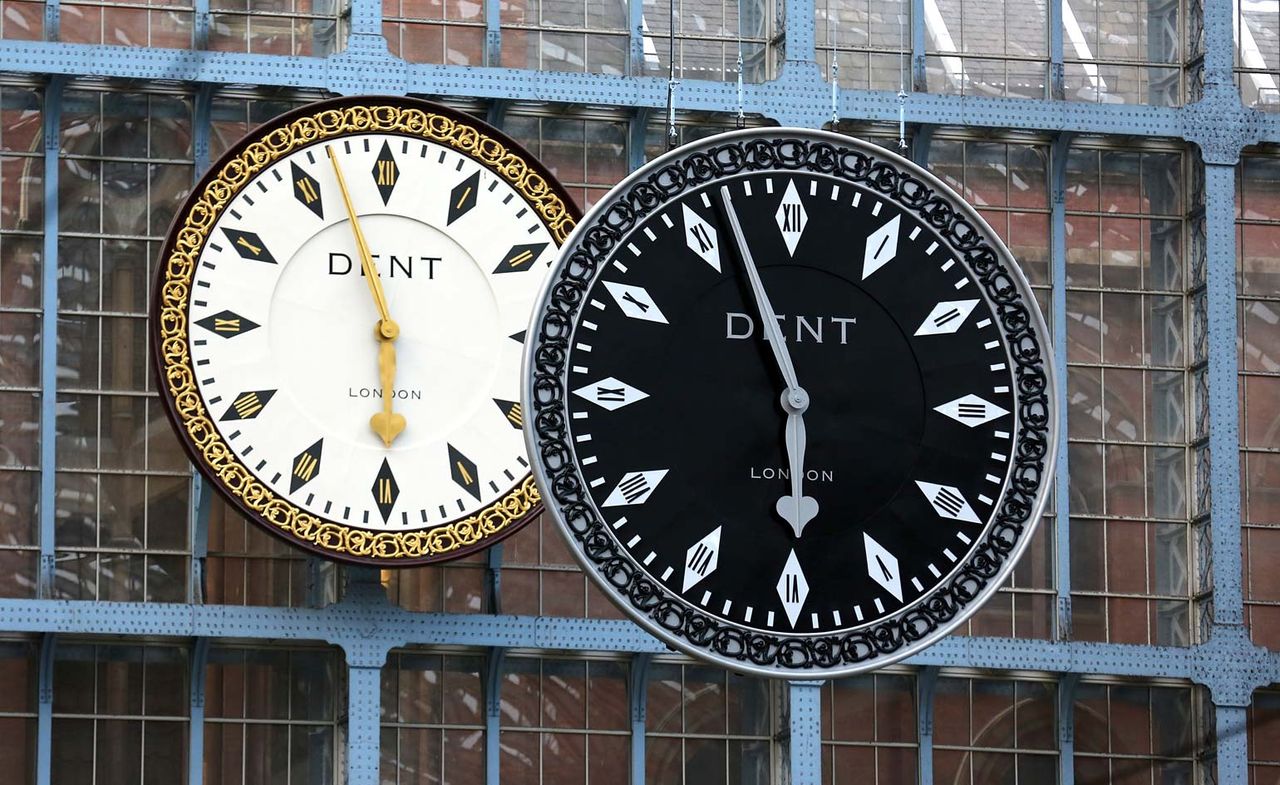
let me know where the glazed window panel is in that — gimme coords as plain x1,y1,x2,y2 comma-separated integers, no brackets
0,639,38,785
0,86,43,598
499,656,629,785
1073,681,1211,781
53,90,195,603
59,1,195,47
1066,144,1192,646
923,0,1050,98
632,0,771,81
816,0,909,91
646,661,775,785
1062,0,1184,106
380,650,485,785
1237,0,1280,109
51,643,189,785
503,115,628,213
499,513,627,619
932,675,1058,784
820,671,917,785
205,645,341,785
1249,686,1280,780
209,0,342,56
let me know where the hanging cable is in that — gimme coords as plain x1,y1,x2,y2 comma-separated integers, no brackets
735,0,745,128
896,1,908,151
666,0,679,149
828,0,838,126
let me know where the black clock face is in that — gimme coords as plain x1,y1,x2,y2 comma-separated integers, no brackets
526,130,1054,676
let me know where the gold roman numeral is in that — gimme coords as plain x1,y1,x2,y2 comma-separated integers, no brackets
214,318,240,332
377,478,393,504
376,159,396,186
294,453,318,481
507,249,534,268
233,392,263,419
235,235,263,256
297,177,318,204
505,403,523,427
455,186,472,210
455,461,473,485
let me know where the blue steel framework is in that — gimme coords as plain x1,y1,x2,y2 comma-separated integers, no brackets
0,0,1270,782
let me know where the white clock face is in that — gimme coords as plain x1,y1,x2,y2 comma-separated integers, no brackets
185,132,555,534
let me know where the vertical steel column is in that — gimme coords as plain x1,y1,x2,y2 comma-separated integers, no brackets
187,638,209,785
348,0,382,38
35,633,54,785
910,0,926,91
346,658,386,785
1051,133,1073,640
628,654,650,785
627,0,645,76
786,682,822,785
189,85,213,606
483,0,501,67
782,0,816,65
36,78,62,600
483,647,505,785
42,0,58,40
1057,673,1078,785
917,666,938,785
1201,161,1244,628
193,0,210,48
629,109,650,173
1216,705,1249,783
1048,0,1063,99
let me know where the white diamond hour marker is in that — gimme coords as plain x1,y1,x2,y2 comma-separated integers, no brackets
602,470,668,507
915,299,980,336
862,533,903,602
776,550,809,628
602,281,669,324
775,180,808,256
934,394,1010,427
915,481,982,523
682,526,721,591
573,377,649,411
682,204,721,271
861,214,902,279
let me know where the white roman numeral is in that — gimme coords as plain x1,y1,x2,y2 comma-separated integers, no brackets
682,526,721,591
862,214,901,279
602,470,668,507
682,203,722,271
573,377,649,411
602,281,669,324
775,550,809,628
862,532,903,602
915,481,981,523
933,394,1009,427
915,299,980,335
775,180,808,256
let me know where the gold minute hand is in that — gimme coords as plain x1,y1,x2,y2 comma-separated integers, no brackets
327,145,394,336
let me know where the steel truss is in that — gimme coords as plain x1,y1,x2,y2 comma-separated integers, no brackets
0,0,1268,781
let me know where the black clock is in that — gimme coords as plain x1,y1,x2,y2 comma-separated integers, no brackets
524,128,1056,677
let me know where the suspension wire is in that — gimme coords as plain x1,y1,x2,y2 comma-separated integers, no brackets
735,0,745,128
828,0,838,125
666,0,678,149
897,0,908,151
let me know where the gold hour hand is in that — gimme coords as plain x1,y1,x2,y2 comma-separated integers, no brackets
370,326,406,446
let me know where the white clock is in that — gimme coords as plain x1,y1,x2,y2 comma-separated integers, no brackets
153,96,577,564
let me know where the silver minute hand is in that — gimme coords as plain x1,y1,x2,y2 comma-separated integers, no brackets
719,185,819,537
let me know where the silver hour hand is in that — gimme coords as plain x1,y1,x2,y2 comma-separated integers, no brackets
777,407,819,537
719,185,819,535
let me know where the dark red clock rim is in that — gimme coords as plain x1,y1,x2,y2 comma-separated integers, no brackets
150,94,581,567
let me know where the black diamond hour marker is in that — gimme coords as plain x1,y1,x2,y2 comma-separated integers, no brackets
290,439,323,493
221,389,276,421
371,141,398,205
509,331,526,344
195,309,259,338
292,161,324,219
493,242,549,274
448,444,482,501
447,171,480,225
222,228,277,264
372,458,399,523
493,399,523,429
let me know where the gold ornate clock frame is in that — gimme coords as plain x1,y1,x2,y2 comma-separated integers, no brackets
152,96,579,565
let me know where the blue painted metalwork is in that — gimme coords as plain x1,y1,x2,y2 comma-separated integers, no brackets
483,0,500,67
628,653,650,785
1050,132,1073,641
483,647,505,785
1057,673,1078,785
916,666,938,785
346,664,384,785
1048,0,1063,98
187,638,209,785
787,682,823,784
35,633,54,785
910,0,925,92
36,78,61,601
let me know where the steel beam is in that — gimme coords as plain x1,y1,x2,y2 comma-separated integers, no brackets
36,78,61,600
785,681,822,785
